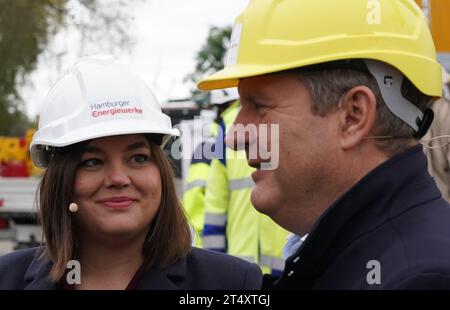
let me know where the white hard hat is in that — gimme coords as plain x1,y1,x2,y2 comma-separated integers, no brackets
30,54,179,167
210,87,239,105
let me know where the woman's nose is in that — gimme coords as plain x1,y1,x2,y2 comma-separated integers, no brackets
104,164,131,188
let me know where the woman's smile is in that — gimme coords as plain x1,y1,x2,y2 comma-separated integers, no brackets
96,196,138,209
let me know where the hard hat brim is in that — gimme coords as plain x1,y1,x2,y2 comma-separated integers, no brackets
30,118,179,167
198,53,443,98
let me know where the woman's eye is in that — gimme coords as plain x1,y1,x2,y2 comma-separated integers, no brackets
80,158,102,168
131,154,150,164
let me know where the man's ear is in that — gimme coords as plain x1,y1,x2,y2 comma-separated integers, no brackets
339,86,377,150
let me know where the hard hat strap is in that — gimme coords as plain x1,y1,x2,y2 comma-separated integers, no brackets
364,59,428,136
299,59,432,138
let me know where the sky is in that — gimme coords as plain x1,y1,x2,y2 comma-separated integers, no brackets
22,0,250,118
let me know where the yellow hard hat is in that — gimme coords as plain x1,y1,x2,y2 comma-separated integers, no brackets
198,0,442,98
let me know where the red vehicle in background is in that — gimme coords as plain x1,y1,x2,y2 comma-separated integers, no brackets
0,129,42,249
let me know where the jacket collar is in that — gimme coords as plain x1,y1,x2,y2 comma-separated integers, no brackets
277,145,442,288
23,249,57,290
24,249,188,290
135,256,187,290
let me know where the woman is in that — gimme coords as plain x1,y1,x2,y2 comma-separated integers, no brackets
0,55,262,290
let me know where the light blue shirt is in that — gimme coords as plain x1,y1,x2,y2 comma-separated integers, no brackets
283,234,308,260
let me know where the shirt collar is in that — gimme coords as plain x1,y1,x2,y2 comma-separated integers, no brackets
283,234,308,260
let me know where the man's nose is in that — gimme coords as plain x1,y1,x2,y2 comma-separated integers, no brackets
104,163,131,188
225,107,255,151
225,123,244,151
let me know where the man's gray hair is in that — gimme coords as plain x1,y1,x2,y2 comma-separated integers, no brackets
297,66,434,156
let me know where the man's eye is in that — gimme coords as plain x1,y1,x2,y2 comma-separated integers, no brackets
131,154,150,164
80,158,102,168
255,103,268,113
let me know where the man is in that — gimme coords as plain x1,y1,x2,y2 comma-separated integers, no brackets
198,0,450,289
423,68,450,201
202,89,289,275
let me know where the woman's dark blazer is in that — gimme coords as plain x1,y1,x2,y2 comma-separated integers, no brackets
0,247,262,290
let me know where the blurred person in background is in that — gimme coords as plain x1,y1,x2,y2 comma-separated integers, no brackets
423,67,450,202
182,88,236,246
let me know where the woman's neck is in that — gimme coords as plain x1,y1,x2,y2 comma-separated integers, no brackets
76,233,146,290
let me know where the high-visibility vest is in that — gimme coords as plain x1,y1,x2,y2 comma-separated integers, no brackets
183,138,214,247
202,101,290,275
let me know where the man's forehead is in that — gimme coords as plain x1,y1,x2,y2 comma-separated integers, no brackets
238,72,302,98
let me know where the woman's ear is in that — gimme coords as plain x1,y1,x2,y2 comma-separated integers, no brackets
338,86,377,150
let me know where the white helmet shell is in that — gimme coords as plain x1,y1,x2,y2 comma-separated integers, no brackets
30,55,179,167
210,87,239,105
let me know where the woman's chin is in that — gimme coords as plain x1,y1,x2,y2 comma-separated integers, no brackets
95,224,144,239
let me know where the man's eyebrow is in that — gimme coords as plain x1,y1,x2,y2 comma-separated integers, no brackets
240,90,273,102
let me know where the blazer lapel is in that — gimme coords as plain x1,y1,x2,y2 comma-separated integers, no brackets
23,254,58,290
136,256,187,290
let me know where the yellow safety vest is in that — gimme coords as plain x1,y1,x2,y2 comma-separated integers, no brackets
183,138,214,247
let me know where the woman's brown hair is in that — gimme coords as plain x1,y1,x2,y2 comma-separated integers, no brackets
38,134,191,281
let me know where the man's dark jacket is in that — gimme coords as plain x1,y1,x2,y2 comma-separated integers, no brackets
265,146,450,289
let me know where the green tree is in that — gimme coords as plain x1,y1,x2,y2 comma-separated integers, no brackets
0,0,138,136
186,25,231,105
0,0,66,135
